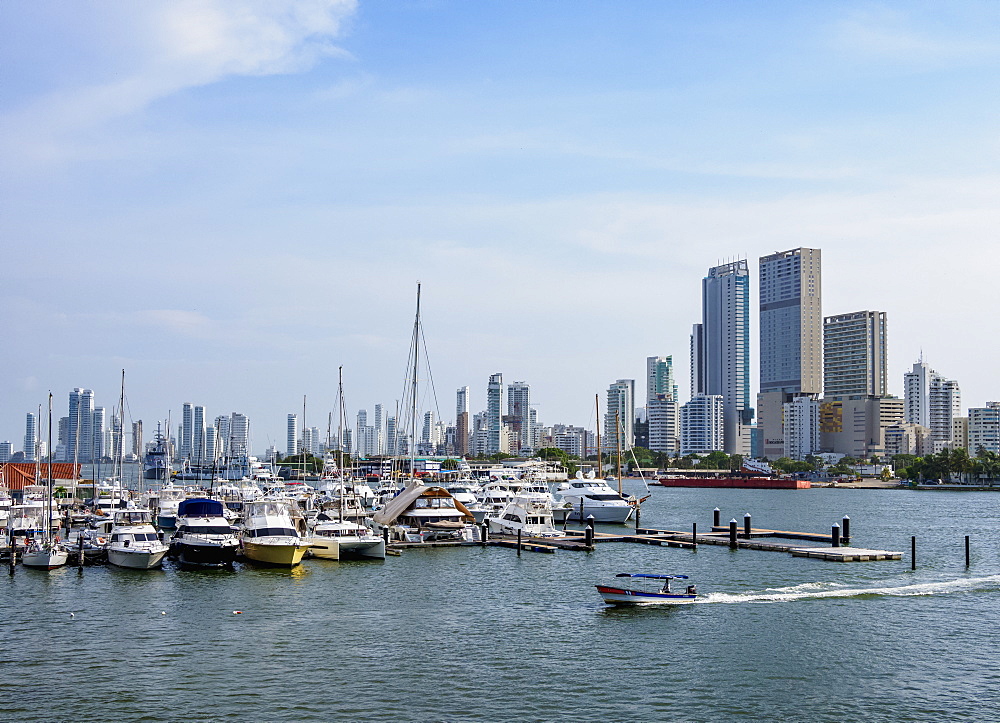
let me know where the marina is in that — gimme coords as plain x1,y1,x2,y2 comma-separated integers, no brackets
3,480,999,720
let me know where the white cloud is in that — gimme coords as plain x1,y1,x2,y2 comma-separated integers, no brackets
0,0,357,166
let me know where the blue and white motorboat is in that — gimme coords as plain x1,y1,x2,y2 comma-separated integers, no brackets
595,574,698,605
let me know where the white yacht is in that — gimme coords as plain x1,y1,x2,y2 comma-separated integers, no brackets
170,498,239,567
487,493,563,538
152,482,188,530
106,508,170,569
239,500,309,567
305,514,385,560
21,537,68,570
372,484,476,542
555,478,634,523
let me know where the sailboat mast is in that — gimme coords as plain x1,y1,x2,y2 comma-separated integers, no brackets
409,283,421,483
46,392,53,544
595,393,602,478
338,366,346,523
615,409,623,496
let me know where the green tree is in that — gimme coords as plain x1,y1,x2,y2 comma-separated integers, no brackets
440,458,459,471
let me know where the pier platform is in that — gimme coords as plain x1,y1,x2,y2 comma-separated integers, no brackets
790,547,902,562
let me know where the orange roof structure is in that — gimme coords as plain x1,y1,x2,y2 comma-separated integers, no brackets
0,463,81,491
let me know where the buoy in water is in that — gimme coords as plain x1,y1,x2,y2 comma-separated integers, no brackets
233,610,243,615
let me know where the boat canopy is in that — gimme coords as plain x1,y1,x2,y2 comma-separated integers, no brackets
372,484,473,526
615,573,688,580
178,498,225,517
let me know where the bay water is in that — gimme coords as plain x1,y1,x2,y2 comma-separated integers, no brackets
4,481,1000,721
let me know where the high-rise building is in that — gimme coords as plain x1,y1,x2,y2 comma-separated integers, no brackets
192,405,206,462
507,381,532,453
180,402,194,460
824,311,887,398
204,425,217,461
229,413,249,458
286,414,298,457
92,407,106,461
647,356,679,405
385,415,397,457
215,415,231,457
680,393,724,454
131,420,143,460
819,397,904,459
648,394,680,456
0,442,12,463
486,373,506,455
67,388,95,462
24,412,37,462
758,248,822,458
783,396,820,460
691,260,752,455
968,403,1000,454
604,379,635,452
904,359,961,450
109,411,122,462
374,404,384,455
456,386,470,456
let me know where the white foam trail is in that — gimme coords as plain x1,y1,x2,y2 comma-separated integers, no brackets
698,574,1000,604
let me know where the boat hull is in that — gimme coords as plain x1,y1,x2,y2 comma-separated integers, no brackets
566,505,634,524
242,540,307,567
595,585,697,605
108,547,168,570
22,549,69,570
174,541,238,567
658,477,810,489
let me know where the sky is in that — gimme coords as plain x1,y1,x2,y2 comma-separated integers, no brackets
3,0,1000,452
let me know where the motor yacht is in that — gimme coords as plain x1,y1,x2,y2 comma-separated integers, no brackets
106,508,170,569
239,500,309,566
305,514,385,560
170,498,239,567
487,492,563,538
555,478,634,523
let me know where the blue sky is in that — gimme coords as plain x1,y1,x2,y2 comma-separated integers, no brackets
3,1,999,451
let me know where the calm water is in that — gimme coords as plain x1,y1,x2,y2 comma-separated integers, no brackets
5,483,1000,722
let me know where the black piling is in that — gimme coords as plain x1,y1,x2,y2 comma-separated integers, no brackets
911,536,916,570
585,514,595,548
692,522,697,547
965,535,970,568
635,505,641,531
382,526,390,547
78,534,85,570
480,521,488,546
713,507,721,527
831,523,841,548
729,519,738,549
516,529,522,557
743,513,752,538
841,515,851,544
8,538,14,576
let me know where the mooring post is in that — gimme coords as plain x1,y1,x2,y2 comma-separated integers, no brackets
831,523,841,547
78,533,85,570
841,515,851,545
480,521,488,546
692,522,697,548
743,512,752,538
713,507,721,528
516,528,522,557
635,505,641,532
729,519,738,549
585,514,595,548
579,498,584,525
382,526,390,548
911,536,916,570
8,536,14,576
965,535,970,568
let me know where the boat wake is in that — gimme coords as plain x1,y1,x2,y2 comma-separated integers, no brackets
696,574,1000,604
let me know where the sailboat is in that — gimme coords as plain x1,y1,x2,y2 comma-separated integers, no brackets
22,393,68,570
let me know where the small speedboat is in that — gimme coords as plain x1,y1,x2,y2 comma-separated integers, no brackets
595,573,698,605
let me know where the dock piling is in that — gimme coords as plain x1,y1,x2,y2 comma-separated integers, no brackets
517,529,522,557
78,533,85,570
831,523,841,547
841,516,851,544
480,521,488,546
713,508,721,527
911,536,916,570
743,513,752,538
729,519,738,549
965,535,970,568
585,515,595,549
692,522,697,548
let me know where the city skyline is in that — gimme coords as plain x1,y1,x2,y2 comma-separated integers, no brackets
4,2,1000,448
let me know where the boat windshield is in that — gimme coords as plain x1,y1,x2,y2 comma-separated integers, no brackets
246,527,298,538
182,526,234,535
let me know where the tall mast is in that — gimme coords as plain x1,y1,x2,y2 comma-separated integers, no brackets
338,366,346,522
409,283,421,484
615,409,623,496
595,393,602,478
46,392,53,544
